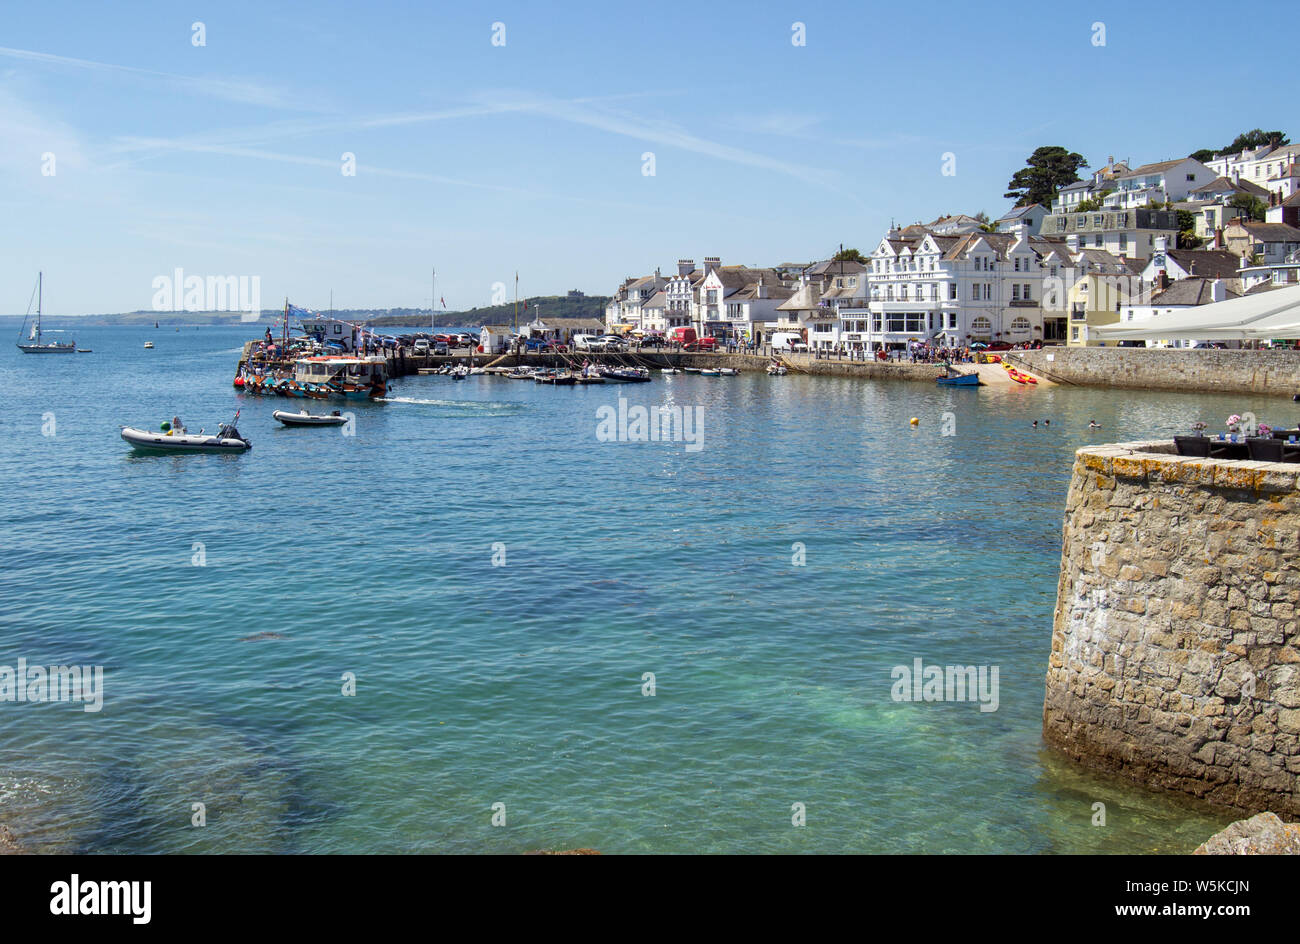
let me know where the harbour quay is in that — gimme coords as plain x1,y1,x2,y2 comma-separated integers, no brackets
1045,440,1300,816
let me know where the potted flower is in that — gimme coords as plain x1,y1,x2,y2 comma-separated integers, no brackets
1191,421,1208,436
1226,414,1243,440
1258,423,1273,439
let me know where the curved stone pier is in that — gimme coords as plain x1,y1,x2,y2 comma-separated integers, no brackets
1044,440,1300,815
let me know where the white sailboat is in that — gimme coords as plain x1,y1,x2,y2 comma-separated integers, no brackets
17,273,75,353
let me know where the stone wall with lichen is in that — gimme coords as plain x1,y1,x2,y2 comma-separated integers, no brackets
1043,440,1300,815
1015,348,1300,395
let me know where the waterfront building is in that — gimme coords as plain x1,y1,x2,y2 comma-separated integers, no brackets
773,282,821,344
696,262,788,342
522,316,607,345
664,259,704,330
479,324,516,353
640,290,668,334
604,270,666,333
1101,158,1215,210
864,226,1051,349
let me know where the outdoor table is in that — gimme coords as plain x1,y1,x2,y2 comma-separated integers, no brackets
1209,440,1250,460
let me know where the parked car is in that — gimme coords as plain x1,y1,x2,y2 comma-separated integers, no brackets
413,338,431,355
573,334,603,351
598,335,628,352
434,341,449,355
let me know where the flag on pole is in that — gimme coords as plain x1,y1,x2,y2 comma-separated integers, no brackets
440,296,446,309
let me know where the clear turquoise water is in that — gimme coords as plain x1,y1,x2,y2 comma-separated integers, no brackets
2,326,1283,853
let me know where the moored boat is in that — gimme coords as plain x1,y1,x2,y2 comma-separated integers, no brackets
273,409,349,427
121,412,251,453
16,273,76,354
240,355,389,400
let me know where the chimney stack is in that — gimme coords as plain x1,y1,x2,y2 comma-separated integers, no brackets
1211,278,1226,303
703,256,721,275
677,259,694,277
1066,234,1080,252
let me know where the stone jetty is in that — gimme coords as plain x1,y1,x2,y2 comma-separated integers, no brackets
1044,440,1300,816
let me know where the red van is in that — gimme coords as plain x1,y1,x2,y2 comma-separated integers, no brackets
670,326,717,351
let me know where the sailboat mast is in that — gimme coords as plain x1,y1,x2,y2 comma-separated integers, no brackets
36,271,42,342
432,267,436,335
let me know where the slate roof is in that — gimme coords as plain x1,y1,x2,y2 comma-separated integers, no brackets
1149,278,1241,306
1116,158,1191,179
1163,250,1242,279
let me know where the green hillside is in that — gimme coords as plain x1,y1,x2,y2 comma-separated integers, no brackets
21,292,610,327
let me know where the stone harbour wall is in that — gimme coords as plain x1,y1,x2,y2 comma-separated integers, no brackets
1015,347,1300,396
1043,440,1300,816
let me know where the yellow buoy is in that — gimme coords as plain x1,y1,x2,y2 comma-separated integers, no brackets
910,417,919,426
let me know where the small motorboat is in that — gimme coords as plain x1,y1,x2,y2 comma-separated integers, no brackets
143,341,155,349
76,348,92,353
660,367,679,375
274,409,348,427
121,412,250,453
936,372,980,386
717,367,738,376
699,368,721,377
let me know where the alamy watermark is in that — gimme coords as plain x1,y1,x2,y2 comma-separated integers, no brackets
890,657,999,712
596,396,704,452
152,268,261,321
0,658,103,712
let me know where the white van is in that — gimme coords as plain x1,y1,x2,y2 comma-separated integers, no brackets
573,334,603,351
771,332,808,352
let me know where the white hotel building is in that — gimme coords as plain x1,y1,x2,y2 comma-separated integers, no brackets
864,228,1053,349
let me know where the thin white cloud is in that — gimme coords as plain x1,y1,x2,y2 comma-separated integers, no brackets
483,93,842,189
0,45,308,109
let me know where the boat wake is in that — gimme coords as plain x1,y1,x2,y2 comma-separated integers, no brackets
380,397,521,411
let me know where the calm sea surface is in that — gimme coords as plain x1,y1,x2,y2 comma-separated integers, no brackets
1,325,1285,853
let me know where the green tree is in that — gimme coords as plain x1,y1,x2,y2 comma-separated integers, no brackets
1228,193,1267,221
1175,209,1203,249
1225,129,1289,153
1074,197,1104,213
831,247,867,264
1189,129,1290,161
1004,146,1087,208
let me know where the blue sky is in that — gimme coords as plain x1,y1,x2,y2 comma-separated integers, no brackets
1,0,1294,315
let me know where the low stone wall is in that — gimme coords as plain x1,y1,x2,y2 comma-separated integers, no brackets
400,350,946,382
1044,441,1300,816
1015,347,1300,396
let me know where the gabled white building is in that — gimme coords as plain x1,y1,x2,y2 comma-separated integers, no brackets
1102,158,1215,210
864,227,1050,349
